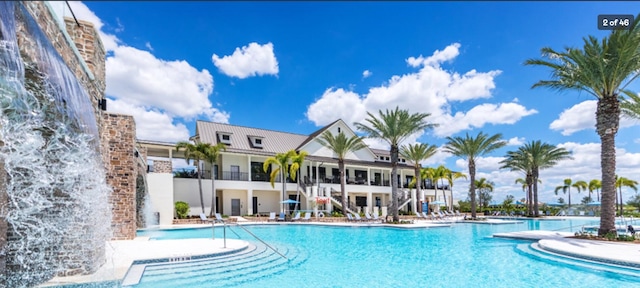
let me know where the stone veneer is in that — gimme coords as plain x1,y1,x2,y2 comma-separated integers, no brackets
103,113,138,240
154,160,173,173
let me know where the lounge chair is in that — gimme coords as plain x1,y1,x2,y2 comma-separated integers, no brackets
438,211,447,219
423,212,432,220
302,212,311,222
214,213,226,223
415,212,424,220
373,213,384,223
291,212,301,221
277,212,286,221
353,213,365,222
365,212,375,222
199,213,213,224
431,212,442,220
267,212,277,222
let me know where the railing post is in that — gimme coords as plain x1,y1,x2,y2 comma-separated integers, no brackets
223,222,227,248
211,221,215,240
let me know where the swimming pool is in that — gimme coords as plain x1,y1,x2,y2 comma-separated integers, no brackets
135,218,640,287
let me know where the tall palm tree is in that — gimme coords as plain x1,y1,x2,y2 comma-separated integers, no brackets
400,143,438,213
175,141,211,214
432,165,449,209
443,168,467,211
555,179,575,208
572,180,588,205
290,150,308,212
520,141,572,217
501,150,534,216
264,150,297,213
443,132,506,218
354,107,437,222
316,131,367,214
615,176,638,216
525,15,640,235
588,179,602,202
474,178,494,211
203,143,226,216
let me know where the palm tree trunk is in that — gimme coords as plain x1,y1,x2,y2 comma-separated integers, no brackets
440,179,447,211
469,159,477,218
597,96,619,236
390,145,399,222
210,161,216,216
568,187,572,208
528,184,533,216
197,161,205,214
281,170,286,214
619,186,623,216
415,167,421,212
532,169,540,217
339,160,347,215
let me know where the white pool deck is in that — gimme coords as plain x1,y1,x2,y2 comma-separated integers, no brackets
40,217,640,286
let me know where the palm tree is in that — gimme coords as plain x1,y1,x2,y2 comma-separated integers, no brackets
572,180,588,205
443,168,467,211
316,131,367,214
354,107,437,222
621,90,640,120
501,150,534,216
525,15,640,235
176,141,211,214
519,141,571,217
554,179,575,208
474,178,494,211
432,165,449,209
400,143,438,213
588,179,602,202
264,150,297,213
290,150,309,212
203,143,226,216
615,176,638,216
443,132,506,218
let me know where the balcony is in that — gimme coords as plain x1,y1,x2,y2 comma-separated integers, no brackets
218,171,249,181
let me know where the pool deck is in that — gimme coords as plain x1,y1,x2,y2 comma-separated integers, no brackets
41,218,640,286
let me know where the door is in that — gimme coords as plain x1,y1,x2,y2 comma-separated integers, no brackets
231,165,240,180
252,197,258,215
231,199,241,216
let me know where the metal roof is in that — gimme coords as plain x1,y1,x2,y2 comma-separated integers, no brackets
196,120,309,154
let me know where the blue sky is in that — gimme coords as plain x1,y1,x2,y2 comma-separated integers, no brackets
50,1,640,204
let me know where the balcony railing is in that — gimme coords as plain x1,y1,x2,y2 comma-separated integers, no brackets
219,171,249,181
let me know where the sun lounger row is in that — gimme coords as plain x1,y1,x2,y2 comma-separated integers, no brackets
346,212,384,223
266,211,313,222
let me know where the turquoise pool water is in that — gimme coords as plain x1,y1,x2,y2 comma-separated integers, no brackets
136,218,640,287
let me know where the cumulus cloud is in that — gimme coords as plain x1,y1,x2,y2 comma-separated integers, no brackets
212,42,279,79
49,1,231,143
434,103,538,137
506,137,525,146
306,43,528,138
550,100,639,135
362,70,372,79
108,99,191,142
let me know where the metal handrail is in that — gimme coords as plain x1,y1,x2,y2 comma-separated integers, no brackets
222,222,288,261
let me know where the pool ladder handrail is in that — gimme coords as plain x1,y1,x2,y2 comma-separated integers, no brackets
219,221,289,261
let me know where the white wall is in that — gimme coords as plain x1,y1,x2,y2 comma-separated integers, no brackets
221,154,248,172
147,173,175,226
253,190,280,214
174,178,214,216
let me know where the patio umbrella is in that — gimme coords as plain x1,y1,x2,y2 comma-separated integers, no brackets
430,201,445,205
546,203,564,207
280,199,299,214
586,202,601,206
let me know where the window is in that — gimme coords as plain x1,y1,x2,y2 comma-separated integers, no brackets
222,135,230,141
218,132,232,145
255,138,262,144
249,136,264,148
338,127,341,133
385,157,390,161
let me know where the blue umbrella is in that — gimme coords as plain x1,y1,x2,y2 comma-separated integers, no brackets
280,199,299,204
546,203,564,207
586,201,601,206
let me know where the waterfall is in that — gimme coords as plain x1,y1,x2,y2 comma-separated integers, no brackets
0,2,112,286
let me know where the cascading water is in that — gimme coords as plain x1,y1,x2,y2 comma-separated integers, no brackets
0,2,112,287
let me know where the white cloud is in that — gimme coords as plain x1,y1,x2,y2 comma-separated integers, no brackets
107,99,191,143
106,46,227,121
306,43,526,138
362,70,372,79
550,100,639,135
506,137,525,146
406,43,461,68
145,42,154,51
433,103,538,137
212,42,279,79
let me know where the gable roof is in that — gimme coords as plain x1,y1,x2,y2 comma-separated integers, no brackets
295,119,339,150
195,120,309,155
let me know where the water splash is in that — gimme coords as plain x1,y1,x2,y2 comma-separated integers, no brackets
0,2,112,286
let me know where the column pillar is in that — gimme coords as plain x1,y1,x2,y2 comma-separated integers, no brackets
247,189,253,215
367,192,373,214
247,155,252,182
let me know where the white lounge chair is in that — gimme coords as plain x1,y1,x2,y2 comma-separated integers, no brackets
267,212,277,222
277,212,286,221
365,212,375,222
353,213,365,222
423,212,432,220
302,212,312,221
199,213,213,224
373,213,384,223
415,212,424,220
291,212,301,221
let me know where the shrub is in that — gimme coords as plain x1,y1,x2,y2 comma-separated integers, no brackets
175,201,189,219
